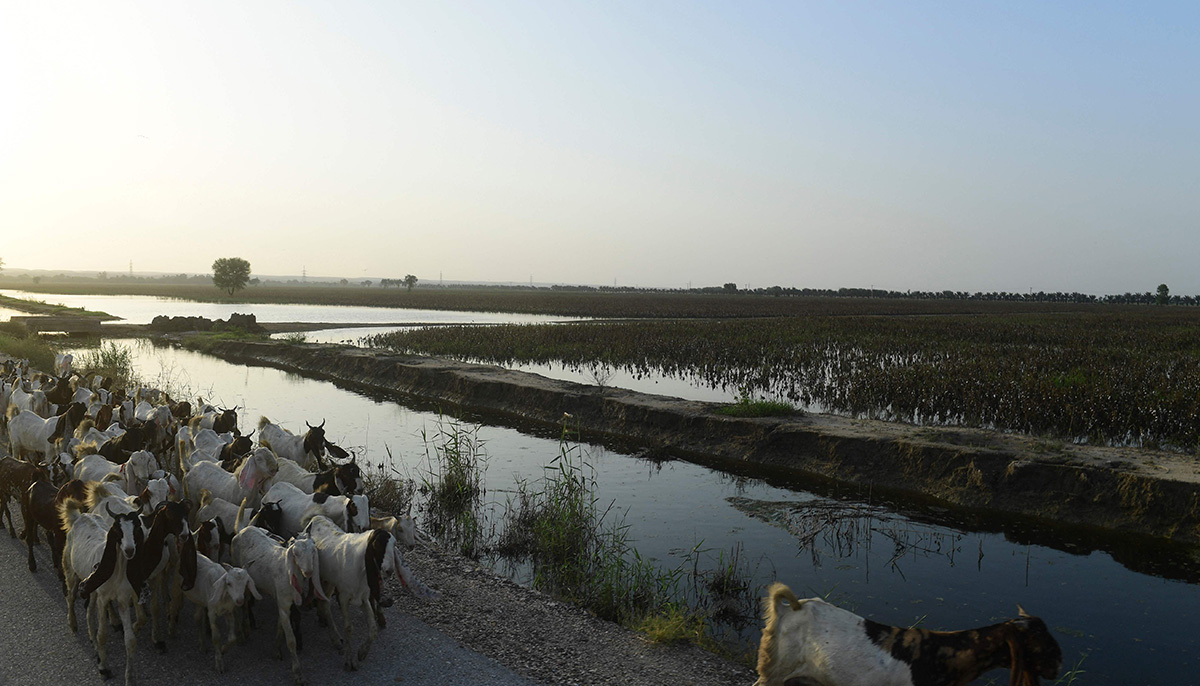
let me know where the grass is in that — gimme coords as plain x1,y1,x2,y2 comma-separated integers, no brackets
279,332,308,344
0,292,115,319
362,445,416,516
715,395,801,418
418,417,488,558
74,342,136,388
0,332,56,372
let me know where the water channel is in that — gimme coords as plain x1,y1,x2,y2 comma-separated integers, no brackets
7,290,1200,682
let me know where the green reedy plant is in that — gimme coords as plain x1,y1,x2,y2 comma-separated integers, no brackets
419,417,487,558
363,444,416,516
75,342,136,388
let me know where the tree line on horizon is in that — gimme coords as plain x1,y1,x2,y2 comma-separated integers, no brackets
0,258,1191,305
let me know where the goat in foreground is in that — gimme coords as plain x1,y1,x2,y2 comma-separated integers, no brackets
60,500,145,685
755,583,1062,686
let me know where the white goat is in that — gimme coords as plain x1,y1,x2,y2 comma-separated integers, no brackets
183,446,278,509
9,384,50,417
262,482,368,539
60,499,145,685
231,527,327,684
304,514,437,670
754,583,1063,686
75,450,158,496
259,416,330,470
55,352,74,377
173,552,260,673
7,402,85,461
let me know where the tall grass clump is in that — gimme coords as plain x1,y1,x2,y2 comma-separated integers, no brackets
75,342,136,388
363,445,416,516
497,430,673,625
0,332,55,373
419,417,487,557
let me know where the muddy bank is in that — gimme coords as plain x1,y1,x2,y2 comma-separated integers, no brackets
176,337,1200,549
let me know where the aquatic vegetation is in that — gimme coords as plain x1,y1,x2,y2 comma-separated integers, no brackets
368,309,1200,450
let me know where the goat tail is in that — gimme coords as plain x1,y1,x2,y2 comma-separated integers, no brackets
57,496,86,531
258,415,271,430
234,496,249,532
5,403,19,421
765,582,803,616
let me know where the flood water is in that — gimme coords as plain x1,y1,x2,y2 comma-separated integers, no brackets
56,337,1200,685
0,289,585,327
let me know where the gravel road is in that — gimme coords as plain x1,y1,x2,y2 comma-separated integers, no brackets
0,507,755,686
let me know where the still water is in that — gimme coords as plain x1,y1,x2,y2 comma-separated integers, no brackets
59,337,1200,685
0,289,585,327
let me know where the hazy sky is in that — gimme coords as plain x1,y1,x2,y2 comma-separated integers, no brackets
2,2,1197,293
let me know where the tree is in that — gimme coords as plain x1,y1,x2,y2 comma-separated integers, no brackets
212,257,252,296
1157,283,1170,306
403,274,418,291
723,282,738,293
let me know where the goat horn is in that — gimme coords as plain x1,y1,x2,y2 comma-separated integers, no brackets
319,419,326,429
105,503,117,519
1016,604,1030,618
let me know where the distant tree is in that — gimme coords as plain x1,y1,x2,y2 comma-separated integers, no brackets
0,256,4,273
723,282,738,293
339,278,349,286
212,257,252,296
361,280,372,287
403,274,418,291
1157,283,1170,305
249,277,260,286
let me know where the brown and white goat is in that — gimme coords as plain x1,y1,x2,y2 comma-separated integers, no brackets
61,500,145,685
755,583,1062,686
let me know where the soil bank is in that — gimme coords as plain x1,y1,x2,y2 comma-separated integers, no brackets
177,337,1200,550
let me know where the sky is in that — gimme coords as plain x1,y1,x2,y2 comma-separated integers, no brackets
1,1,1197,293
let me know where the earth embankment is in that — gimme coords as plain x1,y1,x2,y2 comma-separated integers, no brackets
177,337,1200,548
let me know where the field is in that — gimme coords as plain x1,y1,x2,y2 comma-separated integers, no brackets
367,308,1200,452
0,279,1132,318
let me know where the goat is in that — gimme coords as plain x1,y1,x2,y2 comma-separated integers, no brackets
0,457,49,537
128,500,197,653
172,551,259,672
231,526,327,683
263,481,368,539
9,383,51,417
61,499,145,684
7,402,86,462
369,513,429,549
304,514,437,670
259,416,333,471
21,474,67,585
75,449,158,496
754,583,1063,686
54,352,74,377
266,457,362,497
183,446,278,510
193,406,240,435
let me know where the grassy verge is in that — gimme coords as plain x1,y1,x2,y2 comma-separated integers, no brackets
0,333,56,372
0,292,114,318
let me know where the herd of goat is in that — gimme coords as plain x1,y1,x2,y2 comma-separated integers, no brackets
0,354,437,685
0,352,1066,686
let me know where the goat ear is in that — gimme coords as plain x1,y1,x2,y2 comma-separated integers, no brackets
1006,635,1028,686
